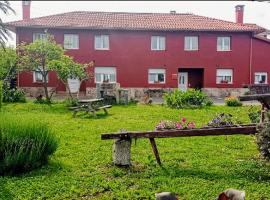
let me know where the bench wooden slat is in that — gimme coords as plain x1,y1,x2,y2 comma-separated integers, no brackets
101,125,257,140
98,105,112,109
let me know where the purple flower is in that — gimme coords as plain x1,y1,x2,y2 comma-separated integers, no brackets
176,122,183,129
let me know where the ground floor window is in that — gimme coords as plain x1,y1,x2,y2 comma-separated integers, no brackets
33,70,48,83
148,69,165,84
216,69,233,84
254,72,267,84
95,67,116,83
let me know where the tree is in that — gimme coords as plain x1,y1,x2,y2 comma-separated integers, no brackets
0,46,16,81
49,55,94,99
17,34,64,102
0,1,15,48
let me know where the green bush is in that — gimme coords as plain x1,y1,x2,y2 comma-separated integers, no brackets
0,115,58,175
163,89,211,109
34,95,51,104
248,106,260,123
3,86,26,103
0,80,2,110
256,112,270,161
64,97,79,107
224,96,242,107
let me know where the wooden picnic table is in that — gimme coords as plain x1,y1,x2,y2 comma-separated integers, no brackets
70,98,112,117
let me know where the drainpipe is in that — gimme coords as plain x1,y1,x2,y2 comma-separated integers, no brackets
249,34,253,85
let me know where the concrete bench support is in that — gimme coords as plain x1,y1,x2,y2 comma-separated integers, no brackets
112,139,131,166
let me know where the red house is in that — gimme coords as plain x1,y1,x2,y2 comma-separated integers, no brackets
6,2,270,99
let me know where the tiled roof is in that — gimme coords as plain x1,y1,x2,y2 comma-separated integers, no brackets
6,11,265,33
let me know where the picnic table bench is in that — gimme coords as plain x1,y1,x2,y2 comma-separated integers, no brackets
69,98,112,117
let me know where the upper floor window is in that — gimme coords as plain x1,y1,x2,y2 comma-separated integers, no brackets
148,69,165,84
151,36,165,51
95,67,116,83
255,72,267,84
184,36,198,51
95,35,109,50
33,33,47,41
64,34,79,49
216,69,233,84
217,37,231,51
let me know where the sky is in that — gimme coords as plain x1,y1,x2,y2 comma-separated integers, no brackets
1,1,270,46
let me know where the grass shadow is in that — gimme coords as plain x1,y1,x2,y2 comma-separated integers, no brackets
154,161,270,183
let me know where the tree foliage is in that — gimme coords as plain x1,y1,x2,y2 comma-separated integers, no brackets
49,55,94,99
0,1,15,48
0,46,16,80
17,34,64,102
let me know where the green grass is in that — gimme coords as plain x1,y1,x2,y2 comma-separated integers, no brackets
0,102,269,200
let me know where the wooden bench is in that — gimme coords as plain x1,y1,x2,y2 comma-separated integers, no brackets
96,105,112,115
101,125,257,166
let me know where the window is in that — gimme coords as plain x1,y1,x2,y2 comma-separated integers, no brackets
64,34,79,49
217,37,231,51
33,33,47,41
33,69,48,83
216,69,233,84
255,72,267,84
184,36,198,51
148,69,165,84
151,36,165,50
95,35,109,50
95,67,116,83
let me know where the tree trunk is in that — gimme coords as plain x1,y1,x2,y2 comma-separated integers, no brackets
42,70,50,102
65,82,73,100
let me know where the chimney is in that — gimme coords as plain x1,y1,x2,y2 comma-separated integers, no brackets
235,5,244,24
170,11,176,14
22,0,31,20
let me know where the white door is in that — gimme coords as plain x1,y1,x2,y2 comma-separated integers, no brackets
178,72,188,91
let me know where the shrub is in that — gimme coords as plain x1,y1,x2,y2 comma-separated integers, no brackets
256,112,270,161
164,89,211,109
2,86,26,103
64,97,79,107
224,96,242,107
0,80,2,110
0,115,58,175
34,95,51,104
248,106,260,123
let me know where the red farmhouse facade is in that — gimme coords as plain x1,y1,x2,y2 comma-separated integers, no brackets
7,2,270,98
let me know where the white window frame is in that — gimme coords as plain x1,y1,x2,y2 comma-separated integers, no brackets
148,69,166,84
254,72,268,84
94,67,116,83
33,33,47,41
217,36,231,51
151,36,166,51
184,36,199,51
64,34,79,49
216,69,233,84
94,35,109,50
33,69,48,83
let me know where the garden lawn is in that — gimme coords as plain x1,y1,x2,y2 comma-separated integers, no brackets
0,102,269,200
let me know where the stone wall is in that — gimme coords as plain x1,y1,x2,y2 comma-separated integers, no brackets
202,88,249,97
86,87,172,101
20,87,56,97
